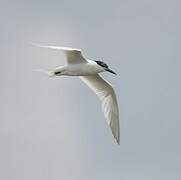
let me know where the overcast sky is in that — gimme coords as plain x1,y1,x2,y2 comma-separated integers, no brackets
0,0,181,179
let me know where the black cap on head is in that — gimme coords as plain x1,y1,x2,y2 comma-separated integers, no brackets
95,61,108,68
95,61,117,75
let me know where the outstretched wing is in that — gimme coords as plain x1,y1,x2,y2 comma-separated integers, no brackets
31,43,87,64
80,74,120,144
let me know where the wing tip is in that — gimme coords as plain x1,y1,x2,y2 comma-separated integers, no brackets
116,137,120,145
29,42,81,51
29,42,43,48
114,134,120,145
111,123,120,145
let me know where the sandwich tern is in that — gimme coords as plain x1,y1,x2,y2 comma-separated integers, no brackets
32,44,120,144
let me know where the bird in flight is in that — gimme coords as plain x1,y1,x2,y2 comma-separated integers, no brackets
32,43,120,144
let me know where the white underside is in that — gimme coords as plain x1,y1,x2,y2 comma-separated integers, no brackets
52,61,104,76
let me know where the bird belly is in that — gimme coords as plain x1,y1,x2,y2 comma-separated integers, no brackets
65,64,102,76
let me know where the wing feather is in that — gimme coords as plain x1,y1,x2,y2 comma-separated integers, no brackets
31,43,87,64
80,75,120,144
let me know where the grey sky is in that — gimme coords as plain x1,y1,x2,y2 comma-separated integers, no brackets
0,0,181,179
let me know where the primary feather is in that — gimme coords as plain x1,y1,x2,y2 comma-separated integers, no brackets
80,74,120,144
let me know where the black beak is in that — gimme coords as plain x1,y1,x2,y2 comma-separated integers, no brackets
106,68,117,75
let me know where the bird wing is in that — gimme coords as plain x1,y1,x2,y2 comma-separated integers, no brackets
80,74,120,144
31,43,87,64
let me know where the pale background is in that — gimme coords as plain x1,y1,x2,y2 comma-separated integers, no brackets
0,0,181,179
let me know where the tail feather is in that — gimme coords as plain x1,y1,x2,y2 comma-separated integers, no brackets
33,69,54,77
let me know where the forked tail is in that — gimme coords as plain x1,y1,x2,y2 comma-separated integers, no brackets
33,69,54,77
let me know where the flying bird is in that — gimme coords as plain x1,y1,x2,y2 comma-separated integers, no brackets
32,43,120,144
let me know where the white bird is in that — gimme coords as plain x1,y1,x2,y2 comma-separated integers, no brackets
32,43,120,144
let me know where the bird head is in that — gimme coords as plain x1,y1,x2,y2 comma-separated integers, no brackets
95,61,117,75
